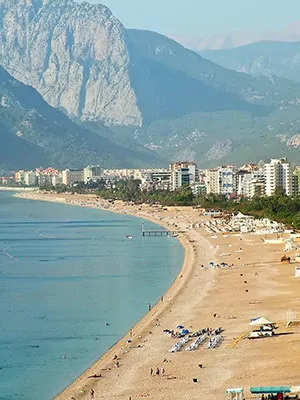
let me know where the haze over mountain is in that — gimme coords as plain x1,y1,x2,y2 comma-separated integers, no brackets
2,0,300,168
174,20,300,51
201,41,300,83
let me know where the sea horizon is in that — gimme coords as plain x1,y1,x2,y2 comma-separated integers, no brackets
0,191,184,400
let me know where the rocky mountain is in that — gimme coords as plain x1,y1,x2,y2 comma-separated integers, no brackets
172,21,300,51
127,29,300,165
201,41,300,83
0,65,161,169
0,0,273,128
2,0,300,168
0,0,142,126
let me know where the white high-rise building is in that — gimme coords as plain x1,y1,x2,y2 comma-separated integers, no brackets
24,171,37,186
264,158,293,196
170,162,197,191
83,166,102,183
218,165,237,196
62,169,84,185
205,169,220,194
236,168,264,197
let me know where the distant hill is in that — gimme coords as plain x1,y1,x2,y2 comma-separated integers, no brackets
201,41,300,83
127,30,300,166
171,20,300,51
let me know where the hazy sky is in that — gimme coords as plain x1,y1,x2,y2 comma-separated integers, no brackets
86,0,300,37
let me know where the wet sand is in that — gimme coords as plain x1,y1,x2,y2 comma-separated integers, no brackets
15,192,300,399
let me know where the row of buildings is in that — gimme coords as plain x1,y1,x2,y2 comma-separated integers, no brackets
4,158,300,198
143,158,298,198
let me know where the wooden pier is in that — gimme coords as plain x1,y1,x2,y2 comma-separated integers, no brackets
142,230,179,237
141,222,182,237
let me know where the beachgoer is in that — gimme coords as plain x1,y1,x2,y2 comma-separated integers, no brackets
156,367,160,376
161,367,165,375
90,389,95,399
161,296,164,302
113,354,118,360
148,303,152,311
116,361,120,368
150,368,153,376
88,374,102,378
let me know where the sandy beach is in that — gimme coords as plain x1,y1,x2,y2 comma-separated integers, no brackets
15,192,300,400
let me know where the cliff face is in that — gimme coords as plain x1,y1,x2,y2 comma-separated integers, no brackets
0,0,142,126
0,65,161,169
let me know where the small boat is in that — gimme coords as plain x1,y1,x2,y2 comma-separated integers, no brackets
125,235,133,239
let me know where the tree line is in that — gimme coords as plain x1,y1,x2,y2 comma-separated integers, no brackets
40,180,300,229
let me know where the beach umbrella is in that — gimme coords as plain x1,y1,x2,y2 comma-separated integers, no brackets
177,325,184,329
249,317,274,326
182,329,189,335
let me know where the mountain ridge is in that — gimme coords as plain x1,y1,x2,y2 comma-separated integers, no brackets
171,20,300,51
2,0,300,168
0,64,162,169
200,40,300,83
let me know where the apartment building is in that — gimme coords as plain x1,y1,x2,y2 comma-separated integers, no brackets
83,165,102,183
264,158,293,196
170,162,197,191
205,169,220,194
24,171,37,186
141,171,171,191
62,169,84,185
218,165,237,196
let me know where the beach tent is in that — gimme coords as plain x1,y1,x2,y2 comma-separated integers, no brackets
290,386,300,393
225,388,244,400
250,386,290,394
235,212,252,219
250,317,274,326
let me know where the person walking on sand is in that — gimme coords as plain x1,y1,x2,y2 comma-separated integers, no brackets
156,367,160,376
161,366,165,375
150,367,153,376
90,389,95,399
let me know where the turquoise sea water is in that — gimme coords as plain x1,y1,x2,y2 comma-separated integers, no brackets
0,192,184,400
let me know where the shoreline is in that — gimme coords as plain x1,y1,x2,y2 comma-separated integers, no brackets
14,191,300,400
14,192,208,399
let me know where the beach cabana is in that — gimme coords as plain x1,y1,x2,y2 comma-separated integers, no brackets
248,317,276,339
250,386,290,399
250,317,274,327
225,388,244,400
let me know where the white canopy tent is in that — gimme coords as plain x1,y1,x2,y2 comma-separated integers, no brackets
225,388,244,400
250,317,274,326
235,212,252,219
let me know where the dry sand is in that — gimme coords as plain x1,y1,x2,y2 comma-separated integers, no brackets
15,192,300,399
